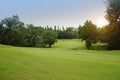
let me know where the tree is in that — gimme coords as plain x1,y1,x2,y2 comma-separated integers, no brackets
66,27,76,39
0,15,24,45
78,25,84,39
105,0,120,50
24,24,44,47
57,26,77,39
42,30,58,48
0,23,4,43
98,25,108,43
57,27,67,39
79,21,98,49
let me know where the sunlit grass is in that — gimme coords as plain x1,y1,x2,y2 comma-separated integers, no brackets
0,40,120,80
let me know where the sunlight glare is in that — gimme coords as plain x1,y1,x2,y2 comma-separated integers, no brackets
95,18,109,27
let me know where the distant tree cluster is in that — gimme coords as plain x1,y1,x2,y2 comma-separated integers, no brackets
55,26,78,39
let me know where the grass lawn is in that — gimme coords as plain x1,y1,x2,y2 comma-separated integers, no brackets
0,39,120,80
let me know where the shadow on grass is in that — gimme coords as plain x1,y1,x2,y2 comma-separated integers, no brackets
70,44,108,51
70,46,86,50
90,44,108,51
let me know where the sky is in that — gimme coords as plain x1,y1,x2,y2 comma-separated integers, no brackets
0,0,108,27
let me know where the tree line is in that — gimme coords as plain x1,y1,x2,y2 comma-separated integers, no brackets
0,0,120,50
0,15,78,48
0,16,57,48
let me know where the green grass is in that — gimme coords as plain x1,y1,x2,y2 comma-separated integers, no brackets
0,39,120,80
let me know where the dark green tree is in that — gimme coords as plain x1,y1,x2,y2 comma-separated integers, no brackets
66,27,76,39
42,30,58,48
105,0,120,50
25,24,44,47
79,21,98,49
0,15,24,45
0,23,4,43
98,26,107,43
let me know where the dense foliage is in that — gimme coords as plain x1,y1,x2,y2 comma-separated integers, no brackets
78,21,98,49
42,29,58,48
0,15,24,45
105,0,120,50
0,16,57,48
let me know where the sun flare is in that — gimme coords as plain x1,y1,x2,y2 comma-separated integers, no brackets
95,18,109,27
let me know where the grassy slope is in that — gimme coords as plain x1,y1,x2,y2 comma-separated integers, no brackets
0,39,120,80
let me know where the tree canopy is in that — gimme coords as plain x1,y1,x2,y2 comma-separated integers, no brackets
78,21,98,49
105,0,120,50
0,15,58,48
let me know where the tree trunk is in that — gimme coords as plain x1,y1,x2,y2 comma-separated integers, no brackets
48,44,51,48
